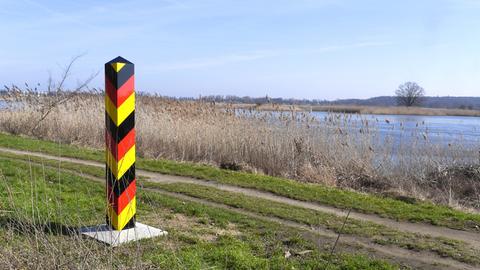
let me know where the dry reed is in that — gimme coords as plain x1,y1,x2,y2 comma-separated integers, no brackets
1,91,479,208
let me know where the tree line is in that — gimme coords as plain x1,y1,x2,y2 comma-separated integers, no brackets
3,81,477,110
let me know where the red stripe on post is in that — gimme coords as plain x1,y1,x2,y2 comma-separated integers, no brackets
105,78,117,106
116,75,134,107
108,179,137,214
116,129,135,160
105,128,135,161
105,75,134,107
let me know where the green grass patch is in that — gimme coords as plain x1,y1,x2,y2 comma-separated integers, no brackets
141,192,399,270
0,157,399,270
0,150,105,178
0,158,104,226
1,132,479,232
144,182,480,266
0,151,149,181
0,133,104,161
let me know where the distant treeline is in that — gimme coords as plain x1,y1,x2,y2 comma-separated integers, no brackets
177,95,328,106
185,95,480,110
2,88,478,110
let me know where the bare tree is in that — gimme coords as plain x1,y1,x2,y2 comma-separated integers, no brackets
2,54,99,135
395,82,425,107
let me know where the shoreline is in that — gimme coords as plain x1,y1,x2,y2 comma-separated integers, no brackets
221,103,480,117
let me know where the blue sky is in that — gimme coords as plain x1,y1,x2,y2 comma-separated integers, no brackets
1,0,480,100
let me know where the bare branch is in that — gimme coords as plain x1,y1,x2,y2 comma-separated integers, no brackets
23,54,99,135
56,53,86,93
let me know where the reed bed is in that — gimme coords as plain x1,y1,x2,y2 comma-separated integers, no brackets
1,91,479,208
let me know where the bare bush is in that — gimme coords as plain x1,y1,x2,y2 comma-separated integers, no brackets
2,55,98,136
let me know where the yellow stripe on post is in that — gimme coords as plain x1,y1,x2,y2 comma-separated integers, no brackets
106,146,136,180
108,196,137,231
111,62,126,72
105,94,135,126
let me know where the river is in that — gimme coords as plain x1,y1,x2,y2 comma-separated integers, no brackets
311,111,480,147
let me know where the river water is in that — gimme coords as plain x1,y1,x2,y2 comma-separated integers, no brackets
311,111,480,147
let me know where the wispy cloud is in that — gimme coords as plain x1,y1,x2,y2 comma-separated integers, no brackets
288,41,392,55
12,0,98,29
148,41,391,71
445,0,480,9
146,50,278,71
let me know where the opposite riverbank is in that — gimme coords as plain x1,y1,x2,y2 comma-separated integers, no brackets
225,103,480,117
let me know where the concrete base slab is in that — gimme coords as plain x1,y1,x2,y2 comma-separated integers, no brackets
79,223,167,246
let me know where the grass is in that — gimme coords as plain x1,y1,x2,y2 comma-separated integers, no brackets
0,132,104,162
141,192,399,270
0,159,104,225
2,149,479,266
1,132,479,232
0,150,149,181
2,132,480,231
0,157,399,269
142,182,480,266
3,153,479,266
138,159,480,231
0,150,104,177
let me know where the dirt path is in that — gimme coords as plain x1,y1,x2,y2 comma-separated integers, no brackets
8,163,475,270
146,188,476,270
1,149,477,270
1,147,479,251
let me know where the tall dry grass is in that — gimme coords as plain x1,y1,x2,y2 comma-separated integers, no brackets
0,167,149,269
1,91,479,208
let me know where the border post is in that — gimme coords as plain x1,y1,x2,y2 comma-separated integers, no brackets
105,56,136,231
80,56,166,246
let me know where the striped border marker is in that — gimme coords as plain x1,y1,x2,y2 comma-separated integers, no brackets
79,57,166,245
105,56,136,231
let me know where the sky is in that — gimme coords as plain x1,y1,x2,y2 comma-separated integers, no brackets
1,0,480,100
